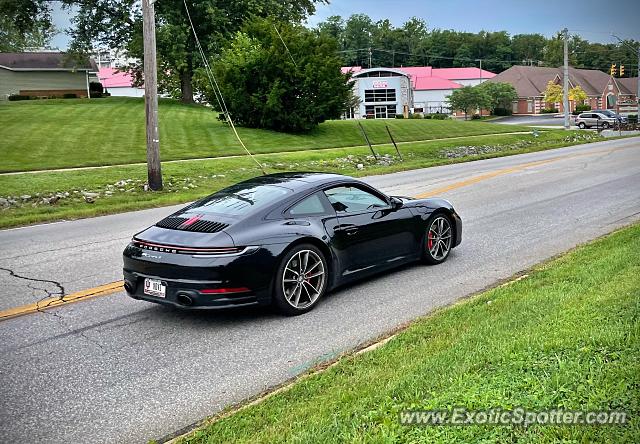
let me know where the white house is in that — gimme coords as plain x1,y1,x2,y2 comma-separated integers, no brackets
343,66,496,118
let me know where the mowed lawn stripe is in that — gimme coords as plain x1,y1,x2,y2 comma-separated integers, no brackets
0,97,533,172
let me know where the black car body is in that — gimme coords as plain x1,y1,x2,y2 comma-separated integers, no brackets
123,173,462,314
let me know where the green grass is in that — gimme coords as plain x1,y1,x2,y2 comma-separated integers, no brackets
178,223,640,444
0,97,534,172
0,131,602,229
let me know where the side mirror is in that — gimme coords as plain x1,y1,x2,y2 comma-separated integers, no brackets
389,196,403,211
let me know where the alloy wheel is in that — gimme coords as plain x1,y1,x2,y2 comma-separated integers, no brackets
282,249,326,309
427,216,452,261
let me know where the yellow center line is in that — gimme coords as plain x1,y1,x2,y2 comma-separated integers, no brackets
0,142,636,322
0,281,124,321
414,145,631,198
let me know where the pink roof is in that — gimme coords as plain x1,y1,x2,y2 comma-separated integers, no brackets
98,67,140,88
341,66,362,75
413,76,462,90
432,67,495,80
396,66,433,78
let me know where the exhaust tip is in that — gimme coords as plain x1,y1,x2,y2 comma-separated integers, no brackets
176,293,193,306
124,281,134,294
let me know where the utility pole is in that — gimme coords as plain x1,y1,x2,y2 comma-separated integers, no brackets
612,34,640,121
142,0,163,190
368,47,372,69
562,28,570,130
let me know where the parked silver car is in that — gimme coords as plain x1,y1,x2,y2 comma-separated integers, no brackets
575,112,617,129
591,109,628,123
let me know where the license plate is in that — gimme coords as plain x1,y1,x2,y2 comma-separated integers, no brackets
143,278,166,298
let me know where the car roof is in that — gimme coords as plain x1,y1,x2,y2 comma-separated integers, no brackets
241,172,355,191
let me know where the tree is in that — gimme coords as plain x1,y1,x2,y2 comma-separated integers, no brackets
0,0,55,51
55,0,323,103
569,85,587,104
479,82,517,113
543,80,563,106
210,19,351,132
448,86,489,119
0,15,55,51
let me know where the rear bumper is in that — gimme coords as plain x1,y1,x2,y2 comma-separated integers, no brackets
123,269,270,309
122,242,285,310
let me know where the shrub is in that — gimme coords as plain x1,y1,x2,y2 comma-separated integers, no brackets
422,114,432,119
471,114,482,120
89,82,104,93
541,107,559,114
430,113,448,120
63,93,77,99
575,104,591,112
493,107,512,116
8,94,30,101
394,114,405,119
409,113,423,119
627,114,638,124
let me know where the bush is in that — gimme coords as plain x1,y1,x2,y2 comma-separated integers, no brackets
430,113,448,120
627,114,638,124
422,114,432,119
471,114,482,120
8,94,30,101
493,107,512,116
89,81,104,93
394,114,405,119
541,107,559,114
409,113,423,119
575,104,591,112
62,93,77,99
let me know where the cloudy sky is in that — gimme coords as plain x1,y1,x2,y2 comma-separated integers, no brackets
50,0,640,49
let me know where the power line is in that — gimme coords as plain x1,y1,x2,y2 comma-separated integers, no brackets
182,0,266,175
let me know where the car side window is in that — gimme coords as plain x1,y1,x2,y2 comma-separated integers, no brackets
289,192,330,216
324,186,388,213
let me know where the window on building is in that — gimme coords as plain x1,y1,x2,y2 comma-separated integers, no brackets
364,105,397,119
364,89,396,103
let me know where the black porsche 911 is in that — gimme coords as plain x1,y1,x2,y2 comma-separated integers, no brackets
123,172,462,315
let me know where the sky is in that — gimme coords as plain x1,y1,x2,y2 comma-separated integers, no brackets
50,0,640,50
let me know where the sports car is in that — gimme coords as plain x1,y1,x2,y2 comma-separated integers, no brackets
123,172,462,315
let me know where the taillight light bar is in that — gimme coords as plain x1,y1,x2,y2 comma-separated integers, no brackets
132,239,244,256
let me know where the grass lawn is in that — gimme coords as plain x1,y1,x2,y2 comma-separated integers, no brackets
0,131,601,229
177,223,640,444
0,97,534,172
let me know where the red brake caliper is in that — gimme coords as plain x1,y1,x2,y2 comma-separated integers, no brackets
427,231,433,250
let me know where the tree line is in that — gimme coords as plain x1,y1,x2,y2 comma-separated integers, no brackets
314,14,639,75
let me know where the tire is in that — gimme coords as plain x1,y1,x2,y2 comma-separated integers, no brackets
273,243,328,315
578,122,586,129
602,122,610,129
422,213,454,265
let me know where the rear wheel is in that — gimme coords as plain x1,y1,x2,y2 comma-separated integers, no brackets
422,214,453,265
602,122,610,129
273,244,328,315
578,122,586,129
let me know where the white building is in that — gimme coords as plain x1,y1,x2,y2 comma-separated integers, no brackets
342,66,496,118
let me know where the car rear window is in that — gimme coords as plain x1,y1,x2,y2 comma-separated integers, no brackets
188,183,291,216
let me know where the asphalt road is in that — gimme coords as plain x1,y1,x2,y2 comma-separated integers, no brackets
1,137,639,443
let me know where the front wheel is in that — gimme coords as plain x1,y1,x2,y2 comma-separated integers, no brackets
601,122,610,129
422,214,453,265
578,122,586,129
273,244,328,315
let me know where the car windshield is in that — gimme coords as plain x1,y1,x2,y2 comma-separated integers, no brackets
187,183,291,216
